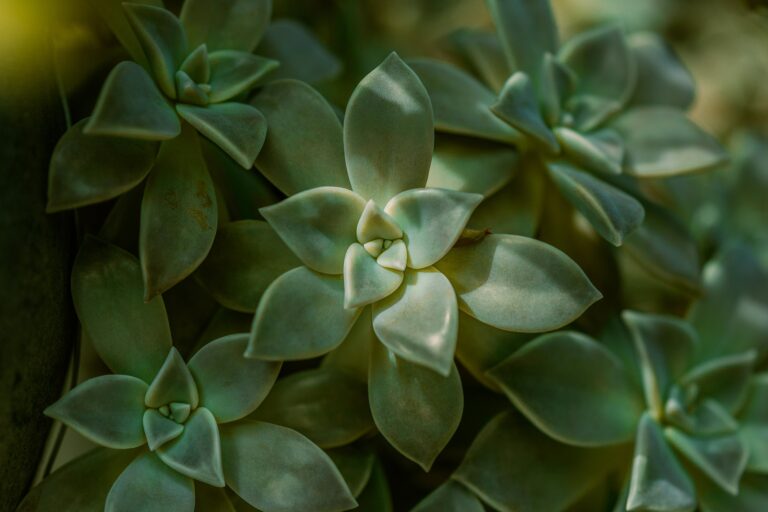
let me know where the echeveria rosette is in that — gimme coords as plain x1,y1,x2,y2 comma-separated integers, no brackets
409,0,725,290
46,0,280,299
448,246,768,512
30,236,356,512
195,52,601,471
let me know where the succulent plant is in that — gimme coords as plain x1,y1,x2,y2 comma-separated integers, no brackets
439,244,768,512
24,236,356,511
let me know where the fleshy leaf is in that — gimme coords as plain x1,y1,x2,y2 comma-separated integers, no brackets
356,200,403,243
250,367,373,448
195,220,301,312
343,243,403,309
485,0,559,81
665,428,749,495
612,107,727,177
105,452,194,512
377,240,407,271
626,413,696,512
259,187,365,274
47,119,157,212
448,29,510,91
372,268,458,376
412,480,484,512
454,411,621,512
84,61,180,140
255,19,342,84
555,127,623,175
559,25,636,130
220,421,357,511
698,473,768,512
538,53,575,126
208,51,279,103
156,407,225,486
143,409,184,451
251,79,350,195
678,351,756,414
44,375,148,449
739,374,768,473
326,445,376,498
489,331,643,446
180,0,271,52
547,160,645,246
180,43,210,84
344,53,434,205
139,123,217,298
72,236,172,382
321,307,376,383
355,459,393,511
176,102,267,169
385,188,483,269
188,333,281,423
628,33,695,109
491,72,558,153
145,348,199,408
123,3,188,99
427,136,518,197
435,234,601,332
622,310,697,419
369,342,463,470
175,70,209,106
666,396,739,437
408,59,520,144
247,267,360,360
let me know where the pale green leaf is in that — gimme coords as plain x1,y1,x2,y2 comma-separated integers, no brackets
555,127,623,175
180,0,272,52
145,347,199,408
679,351,757,414
356,200,402,243
180,44,210,84
44,375,148,449
491,72,558,152
628,33,695,109
343,243,403,309
259,187,365,274
344,53,433,205
85,61,180,140
247,267,361,360
369,342,463,470
435,234,601,332
321,307,376,383
105,452,194,512
143,409,184,450
208,51,278,103
377,240,407,271
220,421,357,511
72,236,172,382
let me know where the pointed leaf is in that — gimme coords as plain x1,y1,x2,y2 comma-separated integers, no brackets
612,107,727,177
454,411,621,512
435,234,601,331
188,333,281,423
221,421,357,511
408,59,520,144
145,348,199,408
343,243,403,309
412,481,484,512
626,413,696,512
427,135,518,197
679,351,756,413
385,188,482,269
143,409,184,451
195,220,301,312
156,407,224,486
85,61,180,140
72,236,172,382
106,452,194,512
356,200,402,243
208,51,278,103
489,331,644,446
485,0,559,81
251,80,350,195
123,3,188,98
622,310,698,419
47,119,157,212
547,161,645,246
180,43,210,84
628,33,695,109
448,28,510,91
739,374,768,473
247,267,360,360
372,268,458,376
89,0,155,68
180,0,271,52
666,396,739,437
344,53,434,205
140,124,217,298
321,306,376,382
377,240,407,271
369,342,463,470
492,72,558,152
665,428,749,495
326,445,376,498
44,375,148,449
177,103,267,169
251,367,373,448
355,459,393,511
555,127,623,175
538,53,575,126
560,26,636,130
